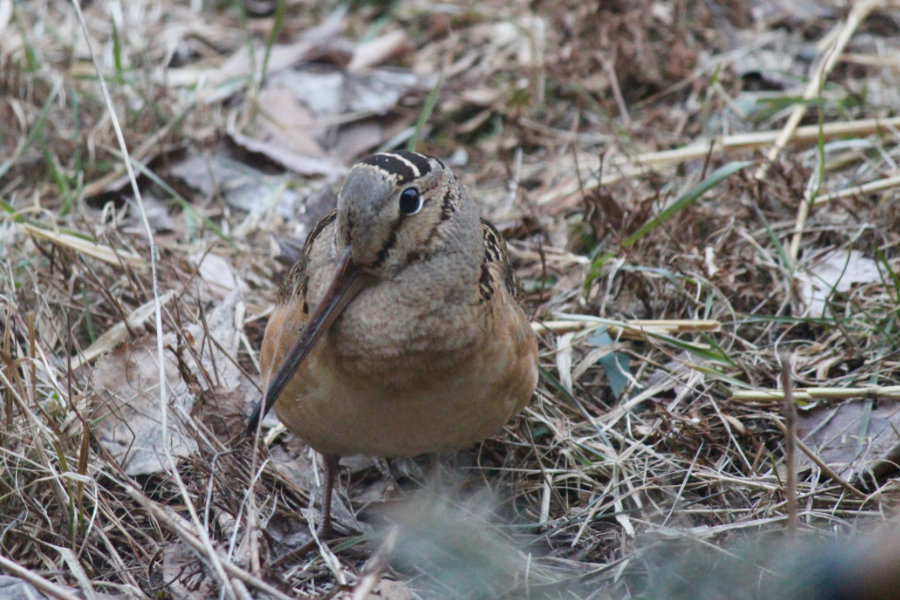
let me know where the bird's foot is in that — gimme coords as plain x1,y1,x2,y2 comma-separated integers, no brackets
271,520,334,567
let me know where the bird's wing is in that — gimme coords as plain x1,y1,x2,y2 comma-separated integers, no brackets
477,218,526,307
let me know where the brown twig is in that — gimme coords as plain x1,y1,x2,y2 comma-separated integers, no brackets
779,352,797,536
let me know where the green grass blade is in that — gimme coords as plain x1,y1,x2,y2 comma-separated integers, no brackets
407,70,444,151
622,161,750,248
260,0,287,82
0,79,62,181
111,18,123,80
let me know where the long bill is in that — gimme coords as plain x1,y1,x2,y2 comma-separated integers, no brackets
247,247,369,435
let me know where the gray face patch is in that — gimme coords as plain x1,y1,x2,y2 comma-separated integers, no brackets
337,167,394,243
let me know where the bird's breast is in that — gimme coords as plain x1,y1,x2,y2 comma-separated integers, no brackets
327,269,484,358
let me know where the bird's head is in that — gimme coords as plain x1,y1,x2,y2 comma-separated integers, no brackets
336,150,473,279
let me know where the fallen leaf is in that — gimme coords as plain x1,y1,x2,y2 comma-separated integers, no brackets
797,249,885,317
160,20,342,103
127,194,175,233
167,150,305,217
254,84,327,158
0,575,53,600
344,69,427,115
227,124,348,178
347,29,410,72
333,120,386,163
798,400,900,484
162,541,213,599
191,252,245,294
91,292,243,476
270,69,345,119
90,339,198,477
226,61,434,174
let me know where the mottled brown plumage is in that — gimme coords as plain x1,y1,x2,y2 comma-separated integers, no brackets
250,150,538,551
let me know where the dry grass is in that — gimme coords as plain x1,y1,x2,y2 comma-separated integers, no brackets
2,0,900,598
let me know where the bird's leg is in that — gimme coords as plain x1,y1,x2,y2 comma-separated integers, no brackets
317,453,340,540
271,453,341,566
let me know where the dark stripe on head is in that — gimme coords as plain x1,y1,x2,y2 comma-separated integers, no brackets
373,217,403,267
440,187,456,221
359,151,432,184
392,150,432,176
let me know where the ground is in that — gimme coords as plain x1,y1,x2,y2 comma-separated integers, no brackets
2,0,900,598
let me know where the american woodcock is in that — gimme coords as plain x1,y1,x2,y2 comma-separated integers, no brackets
249,150,538,546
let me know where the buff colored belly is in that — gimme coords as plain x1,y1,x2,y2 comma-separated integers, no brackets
269,324,537,458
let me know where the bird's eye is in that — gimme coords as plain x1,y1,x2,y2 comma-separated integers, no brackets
399,188,422,215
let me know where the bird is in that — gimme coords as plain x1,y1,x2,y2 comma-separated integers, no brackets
248,150,538,553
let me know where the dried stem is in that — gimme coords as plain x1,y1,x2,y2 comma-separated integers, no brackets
779,352,797,536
